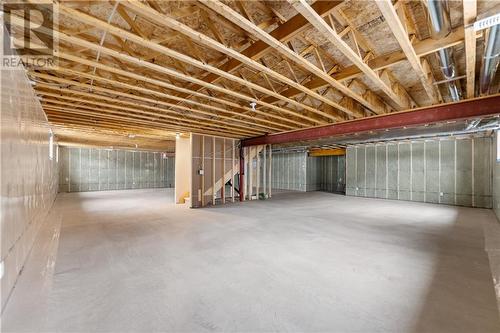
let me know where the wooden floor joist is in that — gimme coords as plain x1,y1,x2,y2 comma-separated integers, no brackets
5,0,496,148
28,53,304,129
200,0,393,115
56,5,335,124
289,0,414,110
122,0,357,120
31,71,286,133
375,0,440,104
463,0,477,99
10,17,322,127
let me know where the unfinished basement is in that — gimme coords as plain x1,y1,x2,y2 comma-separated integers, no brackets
1,0,500,332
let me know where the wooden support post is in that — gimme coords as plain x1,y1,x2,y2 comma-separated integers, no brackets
256,145,260,199
239,146,244,202
212,137,216,205
232,139,235,202
201,135,205,207
222,139,226,204
249,146,254,200
263,145,267,199
246,146,250,200
268,145,272,198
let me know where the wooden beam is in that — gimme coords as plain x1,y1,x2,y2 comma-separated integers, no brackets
37,85,260,137
137,0,340,111
115,4,148,39
329,6,415,109
309,148,346,157
375,0,440,104
121,0,353,119
200,0,390,114
39,92,253,137
31,69,287,132
206,0,342,71
263,27,466,104
56,4,330,124
289,0,412,110
47,114,176,135
44,104,242,138
10,13,317,127
463,0,477,99
26,54,300,130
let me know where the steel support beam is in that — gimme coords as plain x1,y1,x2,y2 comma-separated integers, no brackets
242,95,500,146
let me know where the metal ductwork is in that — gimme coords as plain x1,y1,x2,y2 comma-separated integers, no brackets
426,0,451,39
479,24,500,95
425,0,461,101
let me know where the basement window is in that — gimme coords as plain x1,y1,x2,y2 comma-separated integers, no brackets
49,131,54,160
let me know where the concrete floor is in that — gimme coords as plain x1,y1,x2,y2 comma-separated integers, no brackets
2,189,500,332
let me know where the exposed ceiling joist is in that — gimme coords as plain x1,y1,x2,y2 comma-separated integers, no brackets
56,4,330,124
375,0,440,104
121,0,355,120
463,0,477,99
199,0,391,115
6,0,495,148
289,0,417,110
32,71,280,133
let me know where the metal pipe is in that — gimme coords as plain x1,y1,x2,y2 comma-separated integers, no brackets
465,118,481,130
479,24,500,95
447,81,461,101
425,0,451,39
426,0,461,101
437,48,455,79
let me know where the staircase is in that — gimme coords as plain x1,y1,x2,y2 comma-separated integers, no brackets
203,145,263,200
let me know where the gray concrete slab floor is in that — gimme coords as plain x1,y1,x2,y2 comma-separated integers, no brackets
2,189,500,332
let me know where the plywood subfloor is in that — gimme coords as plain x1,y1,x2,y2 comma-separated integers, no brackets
2,189,500,332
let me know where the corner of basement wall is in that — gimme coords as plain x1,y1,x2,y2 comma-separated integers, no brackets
1,26,59,311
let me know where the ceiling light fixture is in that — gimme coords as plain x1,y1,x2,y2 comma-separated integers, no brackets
250,101,257,111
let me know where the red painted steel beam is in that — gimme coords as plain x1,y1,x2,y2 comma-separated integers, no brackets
242,95,500,147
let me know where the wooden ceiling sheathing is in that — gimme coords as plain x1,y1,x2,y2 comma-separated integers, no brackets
6,0,500,150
